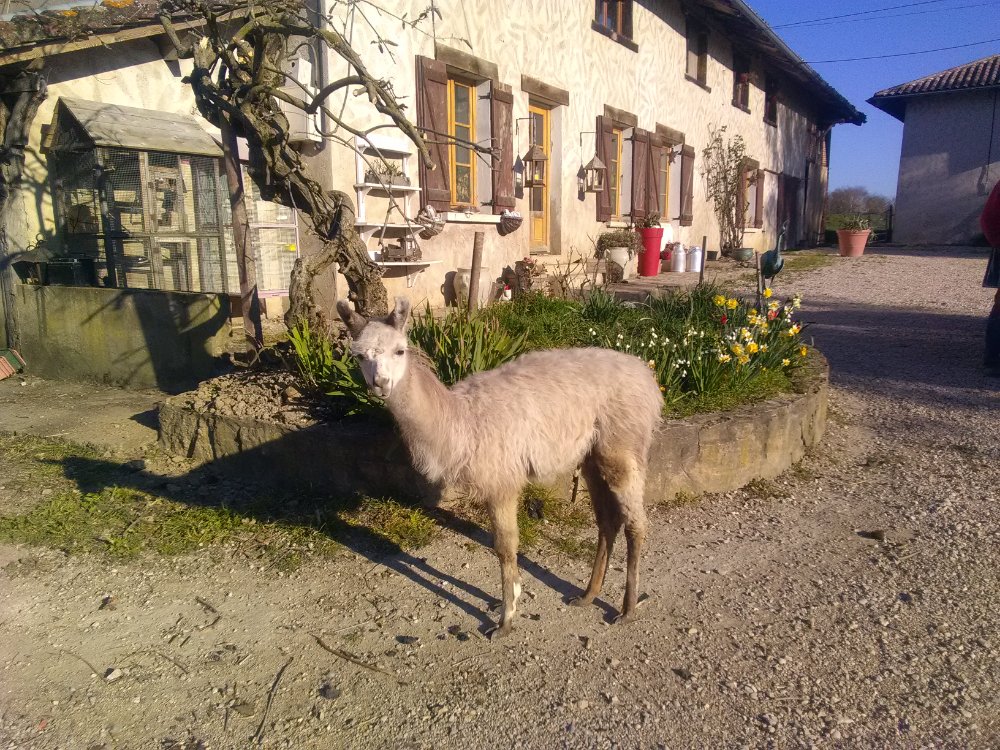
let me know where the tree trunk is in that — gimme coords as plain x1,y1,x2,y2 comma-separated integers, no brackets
0,64,47,350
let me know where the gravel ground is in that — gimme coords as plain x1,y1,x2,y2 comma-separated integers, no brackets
1,244,998,749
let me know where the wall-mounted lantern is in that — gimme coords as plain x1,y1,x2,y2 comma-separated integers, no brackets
523,144,548,188
582,154,607,193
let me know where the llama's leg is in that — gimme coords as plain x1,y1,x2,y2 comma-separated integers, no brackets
487,494,521,639
570,458,622,606
615,468,648,624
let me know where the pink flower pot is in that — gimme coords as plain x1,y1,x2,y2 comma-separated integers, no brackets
836,229,870,257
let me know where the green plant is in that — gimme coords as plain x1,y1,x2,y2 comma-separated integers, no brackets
595,229,641,259
637,212,662,229
702,126,750,253
841,214,871,231
409,305,528,386
371,157,403,178
287,321,381,415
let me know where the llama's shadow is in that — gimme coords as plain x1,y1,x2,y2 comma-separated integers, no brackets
53,452,503,632
432,508,620,624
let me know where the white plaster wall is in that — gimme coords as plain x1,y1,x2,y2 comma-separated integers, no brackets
893,90,1000,245
12,39,203,256
320,0,836,306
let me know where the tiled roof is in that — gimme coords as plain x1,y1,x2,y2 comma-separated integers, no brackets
0,0,163,55
869,53,1000,121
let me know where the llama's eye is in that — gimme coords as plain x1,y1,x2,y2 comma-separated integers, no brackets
396,349,405,356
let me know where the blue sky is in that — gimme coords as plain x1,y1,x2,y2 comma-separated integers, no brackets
750,0,1000,199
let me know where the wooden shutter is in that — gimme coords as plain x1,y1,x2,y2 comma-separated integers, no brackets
754,168,765,228
630,127,650,222
491,86,515,214
679,144,695,226
775,172,786,230
596,114,614,222
415,55,451,211
648,134,666,217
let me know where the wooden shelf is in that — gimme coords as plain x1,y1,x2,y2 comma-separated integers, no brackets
372,259,442,288
355,182,421,194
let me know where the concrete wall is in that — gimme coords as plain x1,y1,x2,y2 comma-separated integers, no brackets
316,0,836,306
894,89,1000,245
158,353,828,504
14,285,232,391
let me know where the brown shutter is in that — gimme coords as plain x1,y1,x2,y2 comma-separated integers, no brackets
739,167,749,228
754,168,765,228
491,85,515,214
679,144,695,226
630,127,649,223
596,114,614,222
415,55,451,211
648,134,666,217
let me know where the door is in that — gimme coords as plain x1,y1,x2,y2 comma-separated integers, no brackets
528,104,549,251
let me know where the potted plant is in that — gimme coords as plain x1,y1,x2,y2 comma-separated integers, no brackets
366,157,410,187
636,212,664,277
702,126,753,259
836,215,871,257
596,229,640,282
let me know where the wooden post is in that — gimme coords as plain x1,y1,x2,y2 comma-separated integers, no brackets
468,231,484,313
699,233,707,285
220,116,263,352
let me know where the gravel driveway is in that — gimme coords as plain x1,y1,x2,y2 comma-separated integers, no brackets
1,245,998,749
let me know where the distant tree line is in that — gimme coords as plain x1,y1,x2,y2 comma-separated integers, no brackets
827,186,892,216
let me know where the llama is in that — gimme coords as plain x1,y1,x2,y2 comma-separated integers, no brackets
337,297,663,637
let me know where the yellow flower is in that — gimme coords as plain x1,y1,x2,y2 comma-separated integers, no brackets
768,301,780,311
647,359,656,369
763,287,773,298
738,355,750,365
750,308,759,316
659,385,666,392
799,345,808,357
782,358,791,366
718,353,732,363
740,327,752,340
760,343,768,352
726,298,739,310
713,294,726,307
730,343,744,356
747,341,759,354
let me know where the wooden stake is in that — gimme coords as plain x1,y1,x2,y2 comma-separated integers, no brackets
468,231,484,313
699,234,707,285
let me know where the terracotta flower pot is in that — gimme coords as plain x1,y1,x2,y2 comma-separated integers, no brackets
837,229,870,257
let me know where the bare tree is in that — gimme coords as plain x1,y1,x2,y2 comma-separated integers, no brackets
158,0,488,329
828,186,890,216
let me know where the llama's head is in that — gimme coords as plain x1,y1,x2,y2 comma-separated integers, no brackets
336,297,411,399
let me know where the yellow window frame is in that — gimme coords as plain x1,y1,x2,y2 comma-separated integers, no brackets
658,150,670,217
447,77,476,208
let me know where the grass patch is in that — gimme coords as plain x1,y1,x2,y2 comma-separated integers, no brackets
780,251,836,276
744,477,789,500
550,534,597,560
0,486,338,568
664,367,790,418
659,489,702,509
344,497,439,550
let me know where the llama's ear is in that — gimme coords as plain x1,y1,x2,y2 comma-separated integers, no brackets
388,297,411,331
336,300,367,338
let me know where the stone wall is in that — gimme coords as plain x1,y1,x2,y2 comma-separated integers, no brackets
15,285,232,392
158,353,828,504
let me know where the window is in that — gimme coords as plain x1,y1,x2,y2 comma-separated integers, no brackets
764,75,778,126
447,77,476,207
594,0,634,42
733,53,751,111
685,21,708,88
658,147,670,216
609,126,623,218
415,55,514,216
596,114,634,222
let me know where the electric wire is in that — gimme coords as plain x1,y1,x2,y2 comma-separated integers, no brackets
805,37,1000,63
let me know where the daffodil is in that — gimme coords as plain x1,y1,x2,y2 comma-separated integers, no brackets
737,355,750,365
799,345,808,357
760,343,768,352
747,341,759,354
763,287,773,298
730,343,744,356
726,298,739,310
718,353,732,363
713,294,726,307
782,358,791,367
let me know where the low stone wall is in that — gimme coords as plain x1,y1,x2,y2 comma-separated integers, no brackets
159,353,828,503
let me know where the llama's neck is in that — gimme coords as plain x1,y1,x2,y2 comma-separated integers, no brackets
385,355,461,481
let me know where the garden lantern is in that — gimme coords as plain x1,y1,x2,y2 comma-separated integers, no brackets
523,144,547,187
582,154,606,193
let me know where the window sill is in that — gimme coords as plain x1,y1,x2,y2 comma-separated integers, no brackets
732,101,751,114
591,21,639,53
685,74,711,93
763,117,777,128
606,220,631,229
744,227,762,233
445,211,501,224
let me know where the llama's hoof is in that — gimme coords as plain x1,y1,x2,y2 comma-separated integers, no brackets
487,622,513,640
568,595,594,607
613,611,637,625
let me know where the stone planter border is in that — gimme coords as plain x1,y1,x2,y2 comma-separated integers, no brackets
158,352,828,504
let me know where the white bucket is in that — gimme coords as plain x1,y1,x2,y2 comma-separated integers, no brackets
686,246,703,273
670,244,686,273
